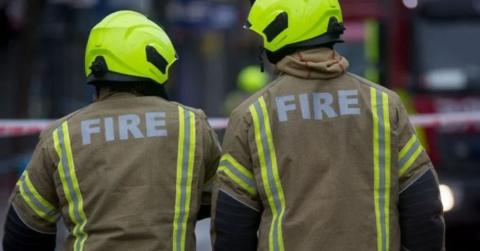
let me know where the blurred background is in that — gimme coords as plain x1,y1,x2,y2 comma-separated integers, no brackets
1,0,480,250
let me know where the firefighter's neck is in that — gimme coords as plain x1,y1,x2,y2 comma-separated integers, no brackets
96,87,140,101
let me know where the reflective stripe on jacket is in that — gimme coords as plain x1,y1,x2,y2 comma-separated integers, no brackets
10,91,221,251
213,48,444,251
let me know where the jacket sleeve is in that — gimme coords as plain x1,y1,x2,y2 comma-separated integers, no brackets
7,132,60,235
3,205,56,251
4,131,60,250
211,110,261,251
393,95,445,251
198,112,222,220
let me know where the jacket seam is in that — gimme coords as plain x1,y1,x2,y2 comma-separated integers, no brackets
399,165,432,194
219,188,260,212
12,204,57,235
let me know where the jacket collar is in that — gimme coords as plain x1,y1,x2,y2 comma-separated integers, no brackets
275,47,349,80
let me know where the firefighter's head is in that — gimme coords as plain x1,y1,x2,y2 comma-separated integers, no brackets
85,11,177,97
246,0,345,64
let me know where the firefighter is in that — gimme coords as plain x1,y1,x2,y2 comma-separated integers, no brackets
211,1,445,251
223,65,269,115
2,11,220,251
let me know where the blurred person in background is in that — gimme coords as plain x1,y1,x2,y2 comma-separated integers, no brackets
211,0,445,250
223,65,269,115
2,10,220,251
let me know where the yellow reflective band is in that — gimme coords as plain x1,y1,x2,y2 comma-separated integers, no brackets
371,88,382,251
260,98,286,251
173,107,196,251
371,88,391,251
53,122,88,251
399,135,417,160
382,92,391,251
219,154,257,197
398,135,425,177
17,171,58,223
399,146,423,177
249,97,285,251
222,154,254,180
173,107,185,251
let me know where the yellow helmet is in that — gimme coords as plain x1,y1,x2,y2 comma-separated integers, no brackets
247,0,345,63
85,10,177,85
237,65,268,93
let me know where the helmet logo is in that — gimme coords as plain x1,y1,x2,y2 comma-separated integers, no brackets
263,12,289,42
146,45,168,74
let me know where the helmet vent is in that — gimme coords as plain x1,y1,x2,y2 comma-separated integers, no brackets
146,45,168,74
263,12,289,42
90,56,108,78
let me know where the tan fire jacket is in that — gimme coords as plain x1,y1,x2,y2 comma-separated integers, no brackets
9,91,221,251
213,48,444,251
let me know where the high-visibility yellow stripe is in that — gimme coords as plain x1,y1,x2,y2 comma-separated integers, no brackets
63,122,88,251
219,167,257,197
173,107,196,251
173,107,185,251
259,98,286,251
222,154,254,180
399,135,417,160
382,92,391,251
219,154,257,197
54,122,88,251
182,110,196,249
371,88,382,251
399,146,423,177
17,171,58,223
398,134,424,177
250,97,285,251
371,88,391,251
250,102,276,251
53,129,72,218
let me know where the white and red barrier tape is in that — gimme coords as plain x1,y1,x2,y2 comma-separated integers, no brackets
1,112,480,138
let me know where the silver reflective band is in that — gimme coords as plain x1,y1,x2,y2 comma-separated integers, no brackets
220,160,256,189
399,140,420,168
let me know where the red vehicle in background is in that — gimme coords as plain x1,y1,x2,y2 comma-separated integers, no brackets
341,0,480,247
393,0,480,237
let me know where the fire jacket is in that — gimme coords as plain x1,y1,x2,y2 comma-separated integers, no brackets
4,91,221,251
212,48,445,251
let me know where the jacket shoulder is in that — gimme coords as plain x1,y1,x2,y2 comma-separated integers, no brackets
169,101,209,121
230,75,285,119
39,109,85,141
346,72,402,105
